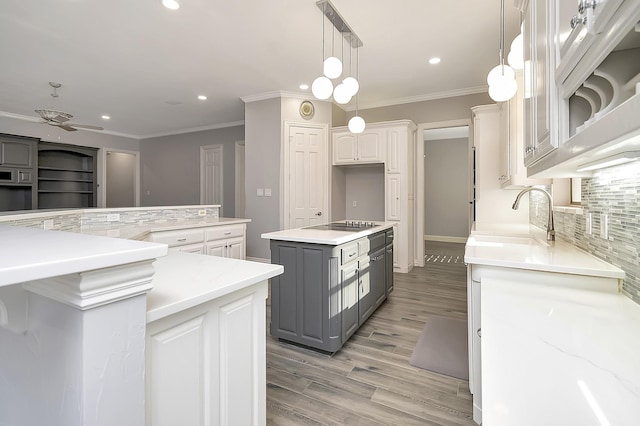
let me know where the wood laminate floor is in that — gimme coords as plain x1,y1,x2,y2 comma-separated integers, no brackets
266,241,475,426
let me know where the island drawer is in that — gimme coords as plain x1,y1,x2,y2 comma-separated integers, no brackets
149,229,205,247
205,225,244,240
341,242,359,265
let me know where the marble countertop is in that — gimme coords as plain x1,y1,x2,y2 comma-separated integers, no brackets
481,278,640,425
82,217,250,240
0,224,168,287
147,253,283,322
464,224,624,279
261,221,394,245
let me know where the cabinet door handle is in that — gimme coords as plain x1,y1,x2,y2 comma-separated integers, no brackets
349,252,356,257
224,231,231,235
177,238,187,242
570,14,587,29
477,328,481,338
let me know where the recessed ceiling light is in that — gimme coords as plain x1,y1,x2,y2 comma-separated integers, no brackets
197,95,207,100
101,115,111,120
299,84,309,90
428,57,441,65
162,0,180,10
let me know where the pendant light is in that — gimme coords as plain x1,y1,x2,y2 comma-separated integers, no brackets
333,38,352,104
487,0,517,102
348,46,366,134
323,16,342,79
312,3,334,100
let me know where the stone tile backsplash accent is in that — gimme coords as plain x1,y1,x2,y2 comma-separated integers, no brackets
81,206,220,229
531,163,640,305
0,206,220,232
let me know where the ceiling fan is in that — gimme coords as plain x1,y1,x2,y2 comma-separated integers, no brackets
34,82,104,132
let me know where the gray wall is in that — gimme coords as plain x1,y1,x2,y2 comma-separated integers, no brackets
106,152,136,207
347,92,492,124
424,137,469,238
139,125,244,216
244,98,282,260
344,165,385,221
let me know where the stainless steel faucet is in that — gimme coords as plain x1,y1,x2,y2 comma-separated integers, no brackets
512,187,555,241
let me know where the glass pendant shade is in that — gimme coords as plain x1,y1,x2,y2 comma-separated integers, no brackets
488,76,518,102
312,76,333,100
348,116,366,134
342,77,359,96
333,83,352,104
487,64,515,86
323,56,343,79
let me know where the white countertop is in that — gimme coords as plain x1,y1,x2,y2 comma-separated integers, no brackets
465,225,624,279
146,253,283,322
83,217,251,240
0,224,168,287
261,221,394,245
481,278,640,426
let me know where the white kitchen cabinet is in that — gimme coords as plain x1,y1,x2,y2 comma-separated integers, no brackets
521,0,558,166
332,128,384,165
146,282,267,426
385,174,401,221
149,223,247,260
205,224,246,260
501,72,551,189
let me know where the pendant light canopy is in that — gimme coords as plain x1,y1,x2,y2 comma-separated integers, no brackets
487,0,517,102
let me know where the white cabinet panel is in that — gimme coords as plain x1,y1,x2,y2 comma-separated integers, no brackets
386,175,401,221
333,132,357,164
357,130,383,163
332,129,383,165
146,283,267,426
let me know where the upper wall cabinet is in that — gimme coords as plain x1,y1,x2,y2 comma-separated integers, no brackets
521,0,559,166
332,128,384,165
518,0,640,177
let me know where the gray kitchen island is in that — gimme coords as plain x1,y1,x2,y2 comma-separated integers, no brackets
262,221,394,353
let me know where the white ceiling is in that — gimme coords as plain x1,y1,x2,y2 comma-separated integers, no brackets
0,0,520,139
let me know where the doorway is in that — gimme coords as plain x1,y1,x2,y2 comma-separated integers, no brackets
200,144,223,211
415,119,471,267
104,149,139,207
235,141,245,218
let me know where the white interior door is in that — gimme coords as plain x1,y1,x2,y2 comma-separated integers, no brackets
287,124,328,229
200,145,223,209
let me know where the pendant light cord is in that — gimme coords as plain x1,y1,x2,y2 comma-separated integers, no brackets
322,3,325,61
499,0,505,75
355,46,359,116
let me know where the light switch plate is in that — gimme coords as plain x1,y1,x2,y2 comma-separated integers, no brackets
257,188,264,196
585,213,592,235
107,213,120,222
43,219,54,230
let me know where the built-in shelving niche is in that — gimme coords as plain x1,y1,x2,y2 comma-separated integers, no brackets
568,28,640,137
37,142,98,209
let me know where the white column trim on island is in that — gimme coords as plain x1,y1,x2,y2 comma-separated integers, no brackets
22,260,156,310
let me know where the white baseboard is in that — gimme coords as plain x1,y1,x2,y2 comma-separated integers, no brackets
246,256,271,264
424,235,468,244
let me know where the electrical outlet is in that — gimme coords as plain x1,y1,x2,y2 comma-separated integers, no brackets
198,209,207,216
352,201,357,207
43,219,54,230
600,214,608,239
106,213,120,222
585,213,592,235
264,188,272,197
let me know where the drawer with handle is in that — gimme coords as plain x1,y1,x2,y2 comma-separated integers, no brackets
340,242,359,265
149,229,205,247
205,225,244,240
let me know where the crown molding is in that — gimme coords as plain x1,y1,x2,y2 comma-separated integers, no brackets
139,120,245,139
241,90,330,104
343,85,489,111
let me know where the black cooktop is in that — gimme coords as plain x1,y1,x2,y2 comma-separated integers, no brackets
306,221,378,232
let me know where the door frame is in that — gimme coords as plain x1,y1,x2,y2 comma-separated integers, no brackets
200,144,224,207
415,119,470,267
282,121,329,230
98,148,140,208
234,140,245,218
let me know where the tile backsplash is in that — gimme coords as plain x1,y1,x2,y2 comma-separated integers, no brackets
531,163,640,304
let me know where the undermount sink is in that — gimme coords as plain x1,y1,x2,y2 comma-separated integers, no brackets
467,234,551,248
